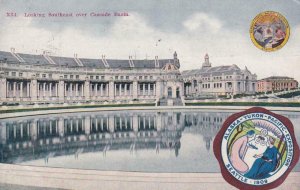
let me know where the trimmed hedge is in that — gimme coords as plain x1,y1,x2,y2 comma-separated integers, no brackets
185,102,300,107
0,103,155,114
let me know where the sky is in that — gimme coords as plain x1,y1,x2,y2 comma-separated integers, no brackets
0,0,299,81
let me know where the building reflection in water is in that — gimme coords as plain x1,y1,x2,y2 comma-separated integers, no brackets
0,112,229,163
0,110,298,166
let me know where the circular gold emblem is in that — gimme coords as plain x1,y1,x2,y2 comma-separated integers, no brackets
250,11,290,51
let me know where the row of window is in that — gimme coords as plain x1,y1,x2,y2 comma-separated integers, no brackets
213,83,223,88
138,76,154,80
37,73,52,78
199,76,233,81
202,83,211,89
90,75,105,80
258,82,295,88
6,71,53,79
115,76,129,80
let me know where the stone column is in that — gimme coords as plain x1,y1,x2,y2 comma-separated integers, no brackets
0,78,7,100
75,83,78,97
106,83,109,96
100,83,103,96
43,82,46,97
69,83,73,97
119,83,122,96
143,83,146,96
31,79,38,101
49,83,52,97
133,80,138,99
95,83,98,97
37,82,40,98
84,80,90,100
58,80,65,102
148,83,151,95
81,84,84,97
64,83,67,97
109,80,115,100
55,83,58,97
13,82,16,97
6,81,10,98
129,83,132,96
124,84,127,96
20,82,23,98
26,82,30,97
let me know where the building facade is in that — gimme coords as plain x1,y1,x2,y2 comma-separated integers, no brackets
182,54,257,97
0,50,184,105
256,76,299,93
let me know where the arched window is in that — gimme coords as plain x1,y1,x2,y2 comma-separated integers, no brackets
168,87,172,98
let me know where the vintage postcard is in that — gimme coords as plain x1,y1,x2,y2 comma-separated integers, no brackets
0,0,299,190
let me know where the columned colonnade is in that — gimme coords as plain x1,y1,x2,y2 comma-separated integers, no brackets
0,79,165,101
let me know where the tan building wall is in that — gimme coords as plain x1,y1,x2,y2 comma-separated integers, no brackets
256,77,298,93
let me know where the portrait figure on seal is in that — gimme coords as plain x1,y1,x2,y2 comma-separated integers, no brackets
250,11,290,51
228,120,286,179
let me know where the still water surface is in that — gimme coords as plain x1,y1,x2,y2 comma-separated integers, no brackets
0,109,299,173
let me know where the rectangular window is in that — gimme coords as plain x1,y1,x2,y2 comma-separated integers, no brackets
144,76,148,80
150,76,153,79
101,76,105,80
5,72,9,76
96,76,99,80
76,75,79,79
139,76,142,80
19,72,23,77
150,84,154,90
120,76,124,80
64,75,68,79
49,74,52,78
42,74,46,78
126,76,129,79
12,72,16,76
115,76,118,80
36,73,40,78
90,76,94,80
70,75,73,79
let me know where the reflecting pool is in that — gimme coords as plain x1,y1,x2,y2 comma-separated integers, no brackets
0,109,299,173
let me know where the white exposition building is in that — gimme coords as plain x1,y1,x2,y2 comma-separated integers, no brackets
182,54,257,98
0,49,184,105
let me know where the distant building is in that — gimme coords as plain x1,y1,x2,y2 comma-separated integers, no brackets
256,76,298,93
182,54,257,97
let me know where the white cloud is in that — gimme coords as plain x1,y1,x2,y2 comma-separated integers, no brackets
0,13,299,82
183,13,223,33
